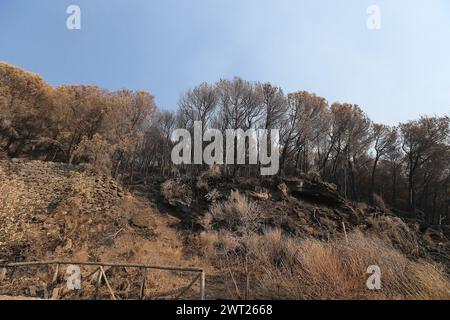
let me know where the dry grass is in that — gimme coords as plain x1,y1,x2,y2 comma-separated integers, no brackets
205,190,261,234
71,134,113,174
248,230,450,300
200,192,450,300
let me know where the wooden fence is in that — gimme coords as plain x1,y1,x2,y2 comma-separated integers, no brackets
0,260,206,300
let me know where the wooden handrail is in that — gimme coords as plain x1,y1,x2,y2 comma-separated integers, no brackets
1,260,203,273
1,260,206,300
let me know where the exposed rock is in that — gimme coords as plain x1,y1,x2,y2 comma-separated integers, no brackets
286,178,345,206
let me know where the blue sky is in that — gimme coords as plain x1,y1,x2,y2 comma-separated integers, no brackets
0,0,449,125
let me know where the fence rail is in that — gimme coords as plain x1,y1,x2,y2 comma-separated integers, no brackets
0,260,206,300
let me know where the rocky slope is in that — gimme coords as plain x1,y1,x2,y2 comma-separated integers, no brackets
159,173,450,269
0,159,202,299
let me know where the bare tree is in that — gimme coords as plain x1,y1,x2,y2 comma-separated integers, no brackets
400,116,450,213
369,124,398,203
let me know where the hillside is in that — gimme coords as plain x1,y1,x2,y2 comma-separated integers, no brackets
0,159,204,299
1,159,449,299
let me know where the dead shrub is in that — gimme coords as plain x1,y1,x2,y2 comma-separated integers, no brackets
199,192,263,299
207,190,261,234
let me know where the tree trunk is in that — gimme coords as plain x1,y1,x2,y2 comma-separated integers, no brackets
369,157,379,204
391,167,397,207
408,171,416,213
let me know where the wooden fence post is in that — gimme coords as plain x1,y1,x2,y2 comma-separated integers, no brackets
200,271,206,300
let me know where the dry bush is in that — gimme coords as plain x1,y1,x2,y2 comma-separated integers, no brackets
199,192,262,299
206,190,261,234
246,229,299,268
161,179,193,208
200,191,260,260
